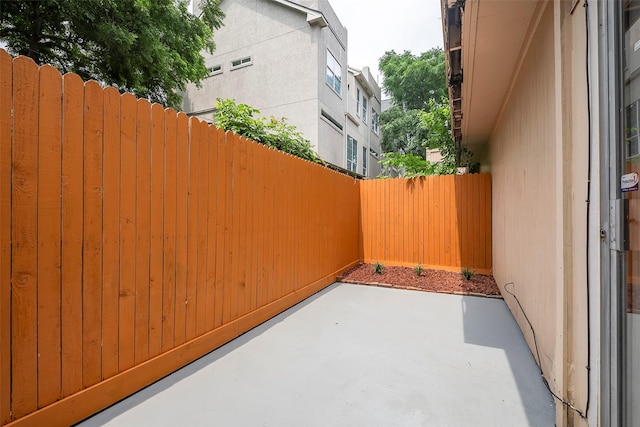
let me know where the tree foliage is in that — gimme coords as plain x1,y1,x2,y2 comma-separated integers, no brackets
378,47,473,177
379,107,428,156
379,48,447,111
380,99,472,177
213,99,320,163
0,0,225,108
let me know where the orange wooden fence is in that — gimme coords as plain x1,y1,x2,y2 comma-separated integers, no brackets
0,50,493,427
359,175,492,274
0,51,361,427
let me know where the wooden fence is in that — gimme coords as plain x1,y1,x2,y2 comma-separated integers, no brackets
360,175,492,274
0,50,492,427
0,52,361,426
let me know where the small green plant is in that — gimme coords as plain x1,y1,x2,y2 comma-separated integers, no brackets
461,267,474,281
373,262,385,275
414,264,423,277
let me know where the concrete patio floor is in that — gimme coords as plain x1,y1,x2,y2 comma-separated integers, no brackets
78,283,554,427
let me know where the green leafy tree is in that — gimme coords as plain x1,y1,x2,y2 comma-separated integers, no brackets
213,98,320,163
379,48,447,111
0,0,225,108
378,47,472,177
379,107,429,156
379,99,471,177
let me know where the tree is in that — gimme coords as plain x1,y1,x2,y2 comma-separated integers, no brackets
379,48,447,111
379,106,429,156
0,0,224,109
213,98,320,163
379,99,471,177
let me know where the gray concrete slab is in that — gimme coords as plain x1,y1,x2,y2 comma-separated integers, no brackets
78,283,555,427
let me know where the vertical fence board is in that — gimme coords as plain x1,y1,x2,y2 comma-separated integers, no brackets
11,56,39,419
118,93,137,372
255,144,267,309
174,114,189,345
162,109,177,352
238,139,249,315
230,134,241,317
82,81,104,388
36,65,62,408
0,49,12,425
246,141,257,312
185,117,199,339
222,132,234,323
149,104,165,358
205,127,220,330
213,131,226,327
196,120,209,336
61,73,84,397
102,87,121,380
446,177,453,267
134,100,151,365
485,175,492,270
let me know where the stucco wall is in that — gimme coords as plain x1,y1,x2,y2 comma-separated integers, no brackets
490,3,594,425
491,3,558,383
184,0,348,167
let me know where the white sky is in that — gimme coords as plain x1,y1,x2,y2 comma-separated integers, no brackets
329,0,445,91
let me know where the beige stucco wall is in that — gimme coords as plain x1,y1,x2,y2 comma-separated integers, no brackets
489,2,594,426
491,0,559,388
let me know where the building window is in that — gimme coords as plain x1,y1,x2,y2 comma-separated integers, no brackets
371,110,379,134
321,109,343,131
231,56,252,70
362,97,368,123
362,146,368,176
326,50,342,95
347,136,357,172
207,64,222,76
356,88,361,116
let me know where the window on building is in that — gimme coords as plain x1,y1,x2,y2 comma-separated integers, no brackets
347,136,357,172
231,56,252,69
356,88,361,116
362,97,368,123
362,146,368,176
207,64,222,76
371,110,379,134
321,109,343,131
326,50,342,95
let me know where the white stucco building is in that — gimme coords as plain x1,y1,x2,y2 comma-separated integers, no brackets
345,66,382,178
184,0,381,176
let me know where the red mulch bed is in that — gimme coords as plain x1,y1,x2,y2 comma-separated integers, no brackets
339,263,502,298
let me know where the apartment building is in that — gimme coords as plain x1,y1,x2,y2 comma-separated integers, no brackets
183,0,381,175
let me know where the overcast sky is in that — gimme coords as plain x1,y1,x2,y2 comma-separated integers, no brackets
329,0,444,90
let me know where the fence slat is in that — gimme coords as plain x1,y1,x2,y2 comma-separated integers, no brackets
205,126,220,330
185,117,199,340
196,120,209,336
61,73,84,398
102,87,121,380
174,113,189,345
222,132,233,323
237,137,248,316
213,130,226,327
0,49,12,425
149,104,165,358
36,65,63,408
11,56,40,419
118,94,137,372
134,100,151,365
82,81,104,388
162,109,177,352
